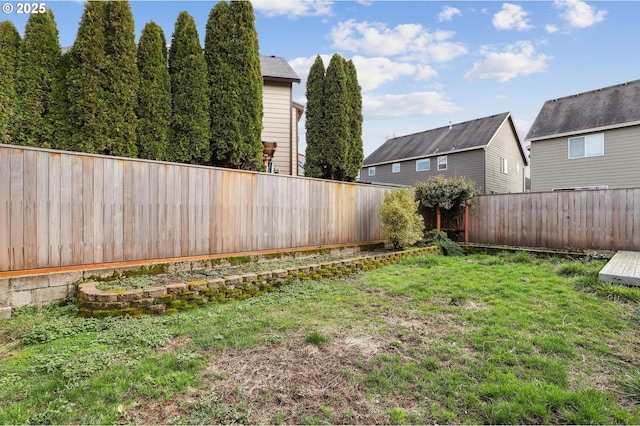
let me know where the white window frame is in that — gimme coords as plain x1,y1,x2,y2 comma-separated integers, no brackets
437,155,447,171
368,166,376,176
501,158,508,174
568,133,604,159
416,159,430,171
392,163,400,173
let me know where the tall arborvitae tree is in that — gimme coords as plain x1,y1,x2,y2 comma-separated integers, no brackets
15,11,61,148
167,11,210,164
0,21,21,144
344,59,363,181
49,52,72,150
230,0,264,171
136,21,170,160
322,53,350,180
205,1,242,168
67,0,109,154
303,55,326,179
104,0,138,157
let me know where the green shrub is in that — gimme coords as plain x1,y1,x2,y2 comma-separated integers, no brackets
378,188,424,250
424,230,463,256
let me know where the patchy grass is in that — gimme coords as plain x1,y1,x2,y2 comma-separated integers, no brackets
1,252,639,424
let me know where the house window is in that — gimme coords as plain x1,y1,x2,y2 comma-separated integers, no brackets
368,167,376,176
416,159,430,171
392,163,400,173
437,156,447,171
501,158,508,174
569,134,604,159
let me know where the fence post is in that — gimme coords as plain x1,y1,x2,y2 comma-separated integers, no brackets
464,204,469,243
436,205,441,231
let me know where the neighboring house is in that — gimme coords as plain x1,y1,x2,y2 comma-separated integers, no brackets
526,79,640,192
260,55,303,176
360,112,527,194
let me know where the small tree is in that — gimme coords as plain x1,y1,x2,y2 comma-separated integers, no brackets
414,175,477,231
378,188,424,250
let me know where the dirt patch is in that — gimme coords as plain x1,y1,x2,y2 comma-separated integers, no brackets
128,333,400,425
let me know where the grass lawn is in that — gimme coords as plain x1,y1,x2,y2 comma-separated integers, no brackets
1,251,639,424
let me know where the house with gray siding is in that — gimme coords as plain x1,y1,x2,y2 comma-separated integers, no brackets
360,112,527,194
526,79,640,192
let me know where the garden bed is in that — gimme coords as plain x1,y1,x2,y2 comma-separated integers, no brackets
77,246,440,318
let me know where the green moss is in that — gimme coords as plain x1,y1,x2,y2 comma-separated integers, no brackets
263,252,283,260
229,256,252,266
156,294,176,303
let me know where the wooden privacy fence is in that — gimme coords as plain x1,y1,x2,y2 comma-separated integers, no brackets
468,189,640,251
0,144,390,272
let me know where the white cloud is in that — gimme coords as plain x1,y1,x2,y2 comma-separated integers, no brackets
554,0,606,28
363,92,462,119
252,0,333,18
545,24,559,33
329,20,467,62
493,3,533,31
464,41,551,82
349,56,418,91
289,55,434,93
438,6,461,22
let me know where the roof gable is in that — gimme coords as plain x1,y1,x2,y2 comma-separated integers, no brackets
260,55,300,83
526,79,640,141
363,112,512,166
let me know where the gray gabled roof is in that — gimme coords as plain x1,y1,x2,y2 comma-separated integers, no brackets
260,55,300,83
526,79,640,141
363,112,513,166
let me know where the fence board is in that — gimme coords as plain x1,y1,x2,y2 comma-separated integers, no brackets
0,149,10,271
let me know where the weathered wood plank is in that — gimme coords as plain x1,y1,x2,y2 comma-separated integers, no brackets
92,157,104,264
0,148,11,271
47,153,61,267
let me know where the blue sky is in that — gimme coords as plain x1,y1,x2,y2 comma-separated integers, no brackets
3,0,639,157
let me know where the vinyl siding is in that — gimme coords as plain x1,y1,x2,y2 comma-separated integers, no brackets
290,105,298,176
360,149,486,192
485,119,526,193
530,125,640,191
262,81,293,175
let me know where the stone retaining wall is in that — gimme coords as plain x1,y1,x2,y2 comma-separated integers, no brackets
0,243,384,320
77,247,440,318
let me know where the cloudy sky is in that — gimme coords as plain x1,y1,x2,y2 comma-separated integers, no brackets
4,0,639,157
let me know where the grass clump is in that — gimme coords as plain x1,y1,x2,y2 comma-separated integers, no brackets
305,331,330,347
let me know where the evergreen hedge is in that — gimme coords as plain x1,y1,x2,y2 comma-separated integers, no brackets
136,21,170,161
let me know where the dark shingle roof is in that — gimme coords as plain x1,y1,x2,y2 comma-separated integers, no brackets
526,79,640,141
363,112,512,166
260,55,300,83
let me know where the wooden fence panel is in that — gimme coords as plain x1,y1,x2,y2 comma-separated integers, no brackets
0,144,391,271
469,189,640,251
